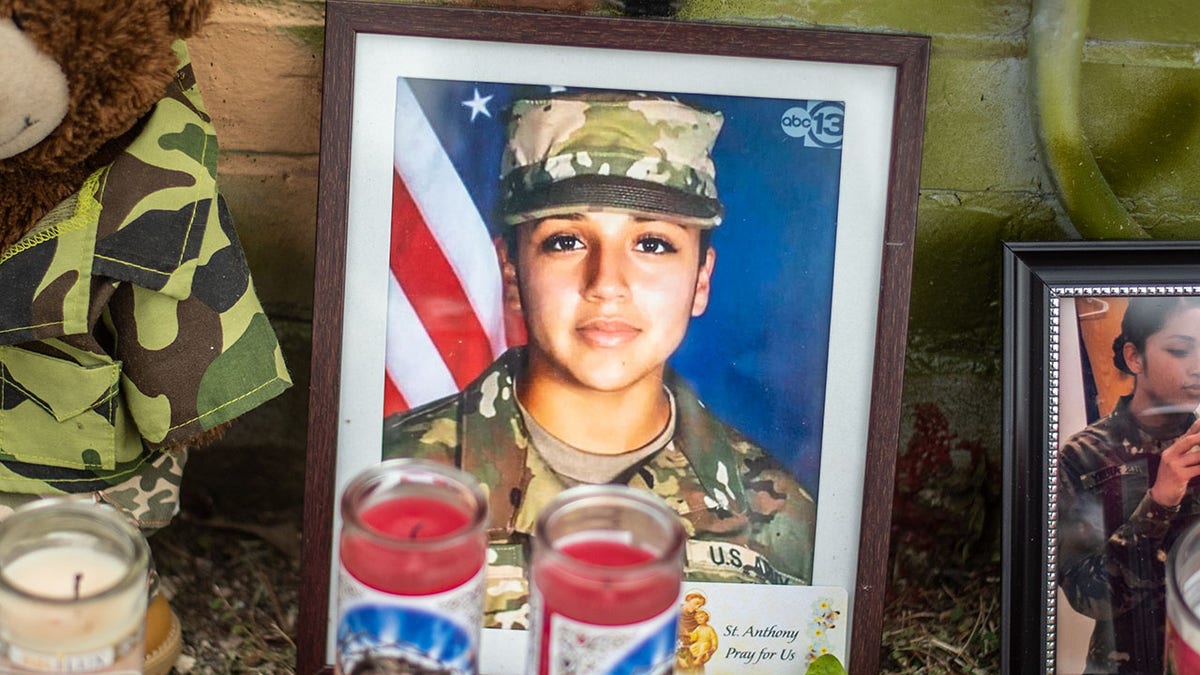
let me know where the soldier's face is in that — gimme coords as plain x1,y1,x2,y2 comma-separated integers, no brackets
1126,306,1200,414
501,211,714,395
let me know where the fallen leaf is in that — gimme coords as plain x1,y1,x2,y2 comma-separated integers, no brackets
806,654,848,675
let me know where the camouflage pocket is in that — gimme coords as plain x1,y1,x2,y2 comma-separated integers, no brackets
0,346,139,471
1081,457,1151,527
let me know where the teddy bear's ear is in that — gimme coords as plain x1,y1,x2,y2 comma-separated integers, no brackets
166,0,215,37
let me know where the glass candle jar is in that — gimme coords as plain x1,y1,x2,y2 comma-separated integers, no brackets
0,499,149,673
336,458,489,675
527,485,686,675
1167,520,1200,673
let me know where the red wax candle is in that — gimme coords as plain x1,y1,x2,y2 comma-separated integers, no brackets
528,486,685,675
340,495,485,595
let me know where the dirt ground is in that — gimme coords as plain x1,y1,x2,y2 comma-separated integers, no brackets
153,511,300,673
151,424,304,674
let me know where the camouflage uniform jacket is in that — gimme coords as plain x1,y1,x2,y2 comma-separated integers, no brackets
0,43,292,532
383,347,816,630
1058,395,1199,673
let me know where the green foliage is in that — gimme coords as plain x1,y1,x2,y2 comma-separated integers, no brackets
806,654,848,675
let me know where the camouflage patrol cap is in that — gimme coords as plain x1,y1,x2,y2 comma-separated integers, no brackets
499,92,725,228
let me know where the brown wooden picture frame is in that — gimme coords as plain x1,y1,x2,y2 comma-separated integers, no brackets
300,2,928,673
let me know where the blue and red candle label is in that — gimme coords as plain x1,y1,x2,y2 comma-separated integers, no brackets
336,565,484,675
528,590,680,675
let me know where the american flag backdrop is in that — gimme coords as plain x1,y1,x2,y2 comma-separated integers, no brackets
384,78,530,416
382,77,846,498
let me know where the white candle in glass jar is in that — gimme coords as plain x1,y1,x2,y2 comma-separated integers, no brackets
0,501,147,673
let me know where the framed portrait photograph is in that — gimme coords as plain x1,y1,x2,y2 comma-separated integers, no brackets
1002,241,1200,674
301,2,929,673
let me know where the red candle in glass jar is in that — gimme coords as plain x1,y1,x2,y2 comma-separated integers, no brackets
1167,521,1200,674
335,459,488,675
528,486,685,675
1167,615,1200,674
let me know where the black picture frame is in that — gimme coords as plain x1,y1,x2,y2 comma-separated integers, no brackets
301,2,929,673
1002,240,1200,673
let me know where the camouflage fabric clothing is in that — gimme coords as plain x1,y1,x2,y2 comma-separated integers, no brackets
500,94,725,228
383,348,816,630
0,42,291,534
1058,395,1199,673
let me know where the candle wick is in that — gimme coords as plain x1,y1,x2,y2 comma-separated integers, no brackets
409,522,423,539
74,573,82,600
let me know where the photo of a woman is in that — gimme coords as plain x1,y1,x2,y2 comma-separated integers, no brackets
1058,296,1200,674
382,90,819,630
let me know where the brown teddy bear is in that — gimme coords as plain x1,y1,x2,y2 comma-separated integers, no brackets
1,0,214,243
0,1,291,672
